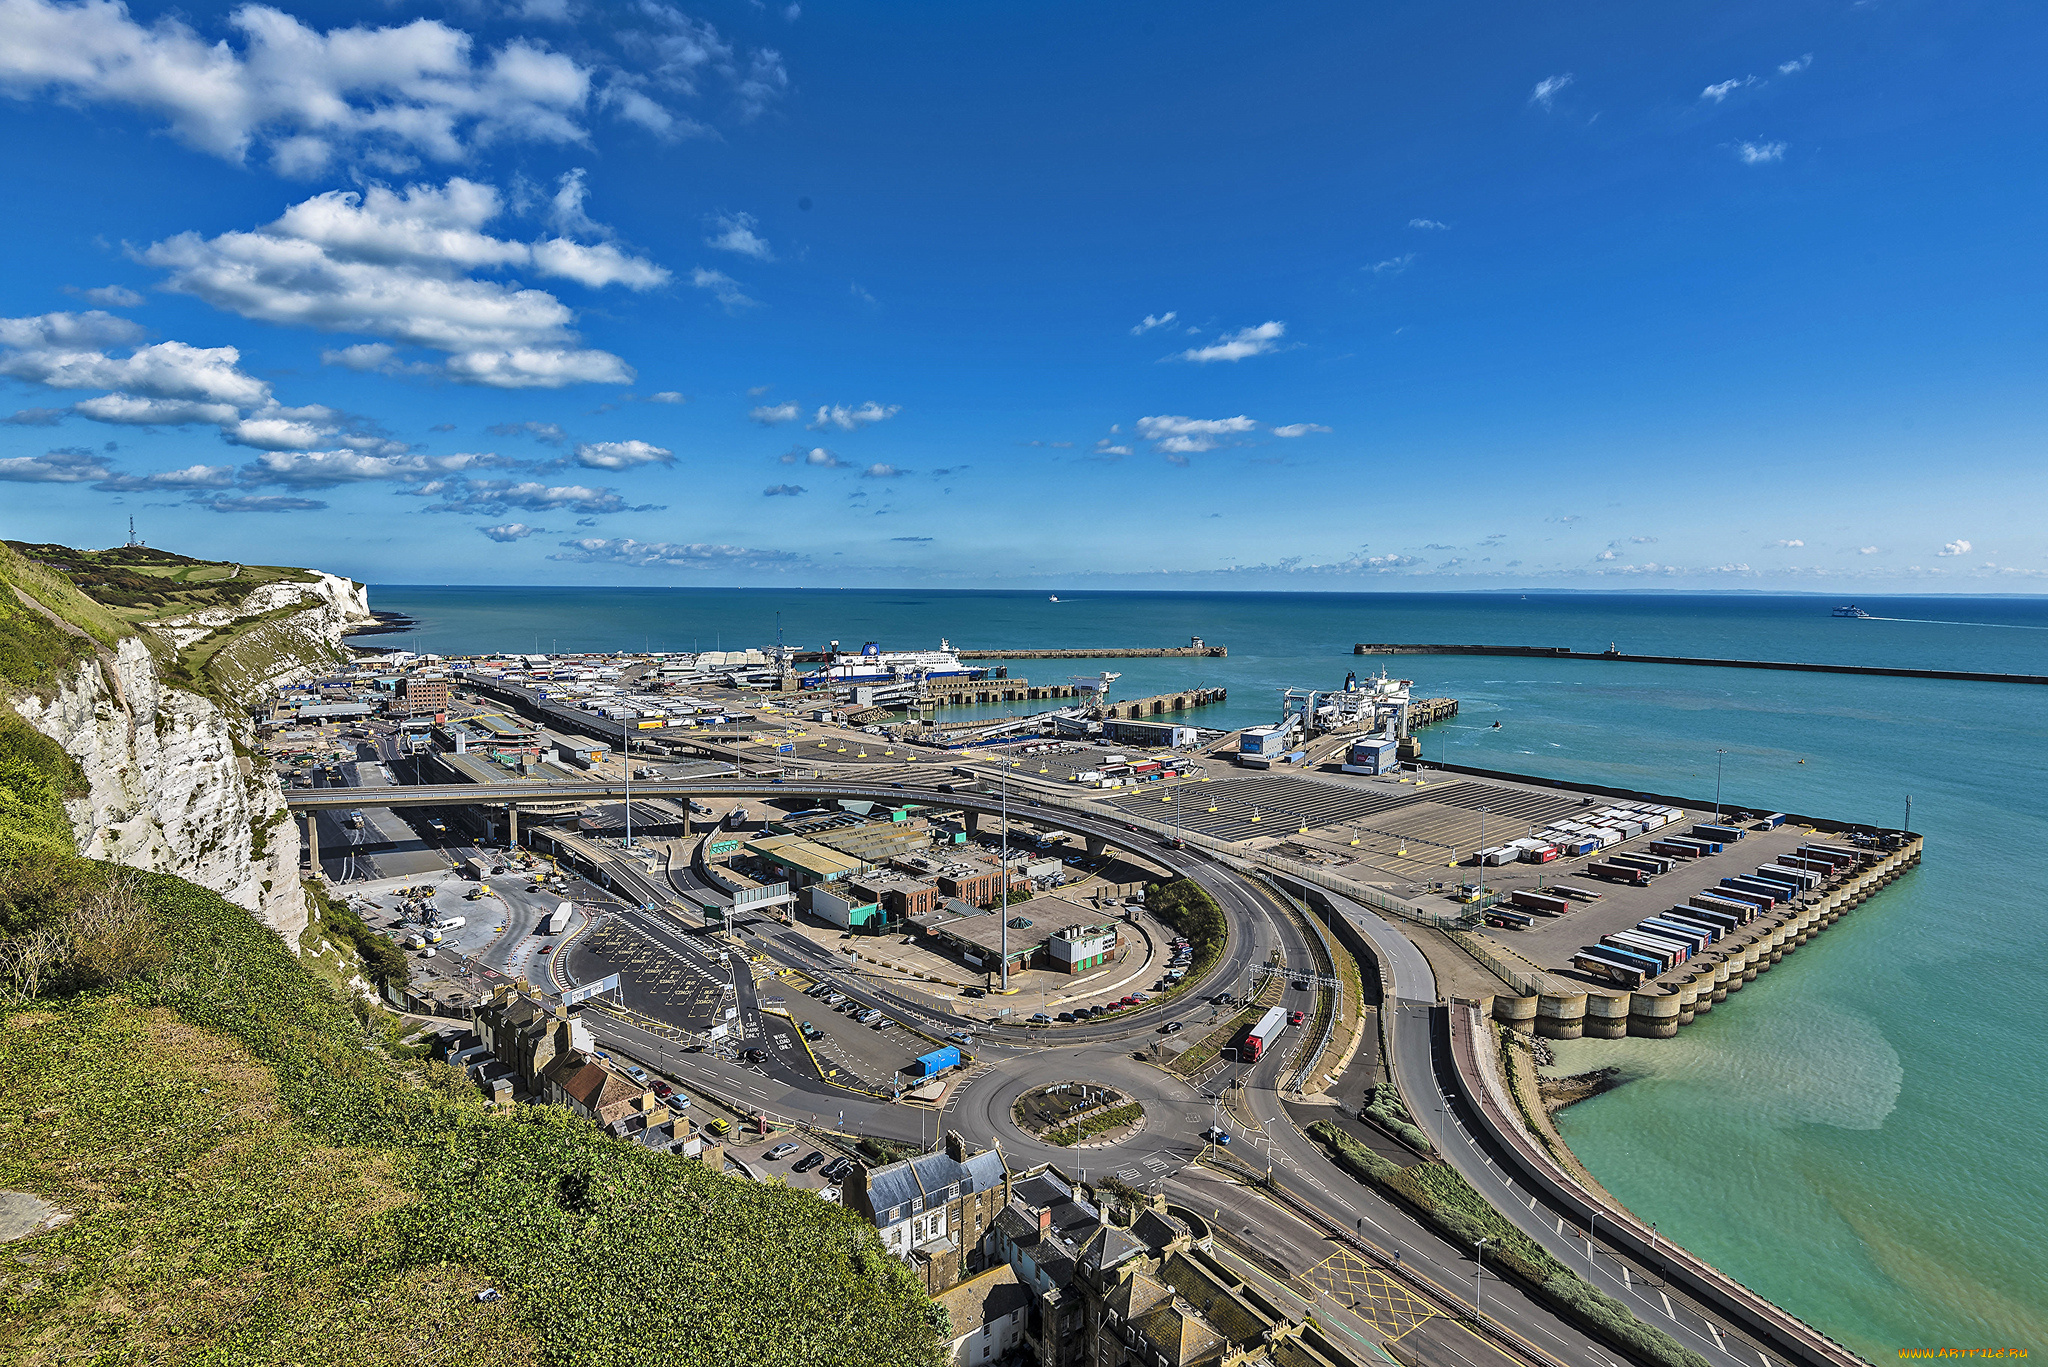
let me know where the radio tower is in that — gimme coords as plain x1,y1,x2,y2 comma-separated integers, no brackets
125,516,143,548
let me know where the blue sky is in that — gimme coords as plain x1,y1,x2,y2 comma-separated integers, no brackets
0,0,2042,590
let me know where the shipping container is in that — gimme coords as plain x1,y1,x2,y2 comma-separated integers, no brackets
1638,918,1710,953
1692,823,1745,842
1610,928,1690,966
1755,863,1818,889
1518,845,1559,863
1573,951,1649,988
1648,841,1701,859
1509,890,1572,915
1587,861,1650,886
1243,1006,1289,1061
1552,884,1603,901
1689,893,1756,923
1797,844,1861,868
1713,883,1778,912
1672,904,1738,932
1609,853,1672,875
1759,813,1788,829
1484,909,1535,930
1721,877,1788,906
913,1046,963,1077
1603,932,1681,972
1653,911,1724,942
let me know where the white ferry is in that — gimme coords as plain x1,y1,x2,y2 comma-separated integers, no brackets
799,642,989,688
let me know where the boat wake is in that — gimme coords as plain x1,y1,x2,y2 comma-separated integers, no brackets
1864,616,2048,630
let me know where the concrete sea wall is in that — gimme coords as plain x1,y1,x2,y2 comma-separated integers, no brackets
1489,837,1923,1040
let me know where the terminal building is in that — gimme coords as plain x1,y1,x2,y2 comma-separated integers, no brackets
912,894,1122,978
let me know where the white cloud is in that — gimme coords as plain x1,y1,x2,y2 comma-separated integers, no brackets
1771,538,1805,548
0,446,111,482
1136,414,1259,455
1937,539,1972,556
861,463,904,478
321,342,396,371
93,462,238,491
779,445,847,468
0,0,595,173
241,449,502,488
1595,549,1618,561
1130,312,1177,335
1530,73,1574,109
1778,54,1813,76
68,284,144,307
0,312,271,410
1701,76,1758,103
549,536,803,568
480,522,538,541
1736,140,1787,164
1367,254,1414,275
762,483,803,496
706,211,773,260
690,266,756,310
807,402,899,431
1269,423,1331,438
190,493,327,513
1407,219,1449,230
1858,546,1879,555
0,310,142,349
486,419,567,446
410,477,659,515
573,438,672,469
1630,535,1658,544
1173,321,1285,364
749,400,800,424
647,390,683,403
69,394,241,427
143,178,656,388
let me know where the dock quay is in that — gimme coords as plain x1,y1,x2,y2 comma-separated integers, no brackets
1353,641,2048,686
848,684,1229,727
955,637,1226,659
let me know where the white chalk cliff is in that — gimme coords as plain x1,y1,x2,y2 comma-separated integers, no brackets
10,571,374,950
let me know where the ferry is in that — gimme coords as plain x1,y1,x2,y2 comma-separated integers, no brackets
799,641,989,689
1832,604,1873,619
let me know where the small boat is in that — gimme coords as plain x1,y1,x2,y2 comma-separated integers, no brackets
1832,605,1872,619
1048,595,1060,602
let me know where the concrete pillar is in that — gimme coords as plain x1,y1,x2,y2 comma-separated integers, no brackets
508,805,520,847
305,813,320,875
1085,835,1106,860
1493,994,1538,1035
1584,993,1631,1039
1688,975,1714,1015
1674,982,1699,1027
1535,992,1587,1040
965,812,981,836
1628,991,1681,1039
1709,959,1731,1002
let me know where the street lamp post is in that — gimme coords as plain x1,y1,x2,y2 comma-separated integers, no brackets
1714,748,1728,819
1474,1237,1488,1323
621,718,633,850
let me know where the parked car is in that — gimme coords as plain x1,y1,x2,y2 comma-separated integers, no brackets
792,1151,826,1173
765,1142,799,1161
961,986,985,998
1028,1012,1053,1024
703,1118,732,1137
817,1186,842,1203
798,1021,823,1040
822,1157,854,1182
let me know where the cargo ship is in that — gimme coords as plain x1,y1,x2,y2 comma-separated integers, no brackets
1832,604,1873,619
799,641,990,688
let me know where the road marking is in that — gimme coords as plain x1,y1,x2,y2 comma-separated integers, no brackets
1661,1292,1674,1318
1118,1168,1140,1180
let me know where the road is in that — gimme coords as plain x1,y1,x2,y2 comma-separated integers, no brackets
330,763,1831,1367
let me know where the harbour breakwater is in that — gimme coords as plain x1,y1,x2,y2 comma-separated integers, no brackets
958,637,1226,659
1353,642,2048,685
1489,836,1922,1040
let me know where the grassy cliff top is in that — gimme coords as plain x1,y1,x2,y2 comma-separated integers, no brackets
3,541,320,623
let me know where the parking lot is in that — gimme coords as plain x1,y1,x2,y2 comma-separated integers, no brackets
774,982,949,1094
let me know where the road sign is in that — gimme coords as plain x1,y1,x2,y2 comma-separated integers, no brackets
560,974,621,1006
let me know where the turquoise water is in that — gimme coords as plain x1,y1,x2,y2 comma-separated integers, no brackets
368,586,2048,1356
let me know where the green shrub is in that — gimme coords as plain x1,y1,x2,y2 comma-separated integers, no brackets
1044,1102,1143,1146
1542,1275,1715,1367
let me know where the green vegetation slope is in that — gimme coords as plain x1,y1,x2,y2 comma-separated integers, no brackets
0,550,945,1367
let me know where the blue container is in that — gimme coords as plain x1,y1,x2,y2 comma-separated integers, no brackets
915,1046,962,1077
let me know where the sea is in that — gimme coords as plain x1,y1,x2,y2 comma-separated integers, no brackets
364,586,2048,1358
